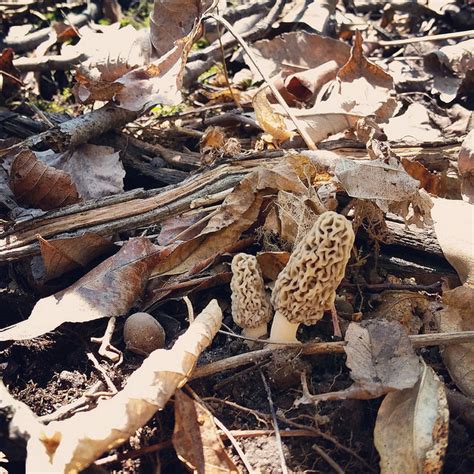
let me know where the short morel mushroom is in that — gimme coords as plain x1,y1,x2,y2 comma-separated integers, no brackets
230,253,273,341
269,211,355,343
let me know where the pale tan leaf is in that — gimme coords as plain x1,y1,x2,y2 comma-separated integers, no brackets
173,390,239,473
297,320,420,403
250,31,350,79
38,144,125,200
0,237,160,341
37,232,115,281
374,361,449,474
335,158,419,202
437,284,474,398
4,300,222,472
432,198,474,285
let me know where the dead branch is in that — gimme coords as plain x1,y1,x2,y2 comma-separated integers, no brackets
191,331,474,380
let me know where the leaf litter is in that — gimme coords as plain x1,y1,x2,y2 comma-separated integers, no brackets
0,0,473,472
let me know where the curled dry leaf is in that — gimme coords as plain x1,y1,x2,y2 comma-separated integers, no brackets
37,232,115,281
436,284,474,398
3,300,222,473
0,237,160,341
173,390,239,473
68,0,215,111
253,88,293,143
272,31,396,144
296,320,420,403
424,39,474,103
9,149,80,210
0,48,21,101
374,361,449,474
150,161,307,277
401,157,441,195
432,198,474,286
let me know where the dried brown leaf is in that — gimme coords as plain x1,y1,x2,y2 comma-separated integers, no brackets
0,237,160,341
0,48,21,101
173,390,239,473
37,232,115,281
297,320,420,403
256,251,290,281
401,157,441,195
374,361,449,474
150,162,306,277
9,149,80,210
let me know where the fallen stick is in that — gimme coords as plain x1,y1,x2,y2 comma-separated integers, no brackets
191,331,474,380
369,29,474,47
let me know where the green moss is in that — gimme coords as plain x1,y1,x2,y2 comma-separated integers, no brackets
197,64,221,83
150,103,185,117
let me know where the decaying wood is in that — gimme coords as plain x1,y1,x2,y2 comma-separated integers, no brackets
15,103,140,152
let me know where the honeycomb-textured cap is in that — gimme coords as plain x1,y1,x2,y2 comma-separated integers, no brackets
271,211,355,325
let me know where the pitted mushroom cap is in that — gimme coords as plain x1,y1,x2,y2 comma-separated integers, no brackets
271,211,355,325
231,253,273,329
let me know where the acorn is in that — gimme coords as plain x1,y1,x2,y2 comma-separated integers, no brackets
123,312,166,356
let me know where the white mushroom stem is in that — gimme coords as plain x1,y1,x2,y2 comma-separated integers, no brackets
269,311,300,344
243,324,268,340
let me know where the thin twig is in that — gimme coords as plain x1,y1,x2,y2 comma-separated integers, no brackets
210,13,317,150
368,29,474,46
215,8,241,109
90,316,122,364
259,370,288,474
38,381,104,423
86,353,118,394
191,331,474,380
313,444,345,474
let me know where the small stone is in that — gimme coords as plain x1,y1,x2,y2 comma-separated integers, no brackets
123,312,166,356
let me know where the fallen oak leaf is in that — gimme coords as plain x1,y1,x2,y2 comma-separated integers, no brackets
1,300,222,473
0,237,160,341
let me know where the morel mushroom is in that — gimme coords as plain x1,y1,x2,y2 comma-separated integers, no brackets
269,211,355,343
231,253,273,341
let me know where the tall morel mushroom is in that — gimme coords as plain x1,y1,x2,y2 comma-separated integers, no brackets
231,253,273,341
269,211,355,343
